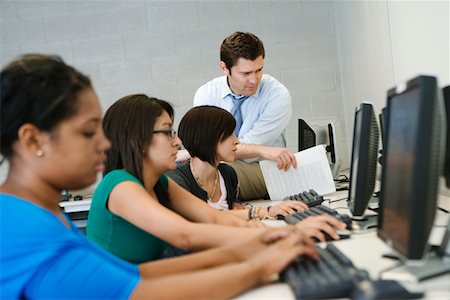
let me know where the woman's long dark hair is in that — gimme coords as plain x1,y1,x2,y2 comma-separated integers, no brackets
102,94,173,207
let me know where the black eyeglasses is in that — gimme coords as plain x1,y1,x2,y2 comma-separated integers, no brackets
153,129,177,139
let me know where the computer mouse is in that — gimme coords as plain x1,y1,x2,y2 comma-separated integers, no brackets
311,229,351,242
351,279,424,300
336,229,351,239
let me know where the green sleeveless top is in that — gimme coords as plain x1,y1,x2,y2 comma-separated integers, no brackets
86,170,168,264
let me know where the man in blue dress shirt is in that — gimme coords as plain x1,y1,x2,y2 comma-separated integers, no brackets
191,31,297,200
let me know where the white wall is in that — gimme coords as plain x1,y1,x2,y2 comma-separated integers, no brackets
335,0,450,195
0,1,345,188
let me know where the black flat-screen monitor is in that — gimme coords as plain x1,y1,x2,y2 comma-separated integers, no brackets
298,119,316,151
442,85,450,188
298,119,337,164
378,107,387,166
378,75,445,260
347,102,379,221
379,106,387,151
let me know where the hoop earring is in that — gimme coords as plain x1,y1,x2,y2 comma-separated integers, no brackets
36,149,44,157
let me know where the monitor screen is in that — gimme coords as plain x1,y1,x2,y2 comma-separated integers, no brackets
298,119,337,164
298,119,316,152
442,86,450,188
377,75,445,260
348,102,379,220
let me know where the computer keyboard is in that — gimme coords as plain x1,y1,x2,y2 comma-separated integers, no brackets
284,205,352,229
282,205,353,241
280,243,370,299
284,189,324,207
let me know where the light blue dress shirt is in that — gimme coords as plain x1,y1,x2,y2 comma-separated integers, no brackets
193,74,292,150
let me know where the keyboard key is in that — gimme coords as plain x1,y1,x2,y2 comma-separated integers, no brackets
281,244,371,299
284,189,324,207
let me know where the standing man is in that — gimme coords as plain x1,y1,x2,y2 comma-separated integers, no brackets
192,31,296,200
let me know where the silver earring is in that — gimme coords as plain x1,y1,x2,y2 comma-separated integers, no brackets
36,149,44,157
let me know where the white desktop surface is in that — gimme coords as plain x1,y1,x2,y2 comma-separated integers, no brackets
59,198,91,213
237,192,450,300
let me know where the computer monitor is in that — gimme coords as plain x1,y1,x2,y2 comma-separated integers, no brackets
347,102,379,227
379,106,387,151
442,85,450,188
298,119,316,151
377,75,445,264
298,119,337,164
378,107,388,166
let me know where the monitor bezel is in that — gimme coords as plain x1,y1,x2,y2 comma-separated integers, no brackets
442,85,450,188
347,102,379,219
377,75,444,260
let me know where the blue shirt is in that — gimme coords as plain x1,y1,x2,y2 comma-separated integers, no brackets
0,194,140,299
193,74,292,149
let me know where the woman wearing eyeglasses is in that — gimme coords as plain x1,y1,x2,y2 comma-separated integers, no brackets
1,55,319,300
87,95,345,264
87,94,269,263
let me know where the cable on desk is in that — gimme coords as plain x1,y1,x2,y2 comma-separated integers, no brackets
334,174,349,183
335,185,349,191
324,197,348,204
437,206,449,214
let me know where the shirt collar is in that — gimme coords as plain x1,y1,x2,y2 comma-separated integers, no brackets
219,75,263,100
220,76,233,100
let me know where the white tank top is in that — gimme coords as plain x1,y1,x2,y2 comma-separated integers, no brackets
207,171,229,210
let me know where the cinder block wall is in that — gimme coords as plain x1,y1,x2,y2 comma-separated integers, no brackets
1,1,346,183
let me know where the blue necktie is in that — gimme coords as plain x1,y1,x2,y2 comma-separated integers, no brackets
230,94,249,136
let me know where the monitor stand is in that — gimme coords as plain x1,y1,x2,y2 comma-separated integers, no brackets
381,220,450,282
353,215,378,230
352,195,379,230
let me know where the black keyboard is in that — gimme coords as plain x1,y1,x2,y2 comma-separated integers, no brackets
284,205,353,230
283,205,352,241
281,243,370,299
284,189,324,207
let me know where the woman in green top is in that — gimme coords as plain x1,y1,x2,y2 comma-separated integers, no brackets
87,94,345,263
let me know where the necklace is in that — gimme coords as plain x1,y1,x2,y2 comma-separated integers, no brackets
190,161,219,201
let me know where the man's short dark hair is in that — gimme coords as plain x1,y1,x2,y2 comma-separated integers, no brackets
220,32,265,70
178,106,236,165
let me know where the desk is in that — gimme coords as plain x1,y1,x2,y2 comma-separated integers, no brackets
236,192,450,300
59,198,92,232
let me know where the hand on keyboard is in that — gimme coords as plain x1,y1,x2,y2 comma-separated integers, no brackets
248,227,319,284
232,227,310,261
294,215,347,243
281,244,372,299
268,200,308,218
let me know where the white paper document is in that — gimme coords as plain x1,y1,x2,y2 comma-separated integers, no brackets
260,145,336,200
